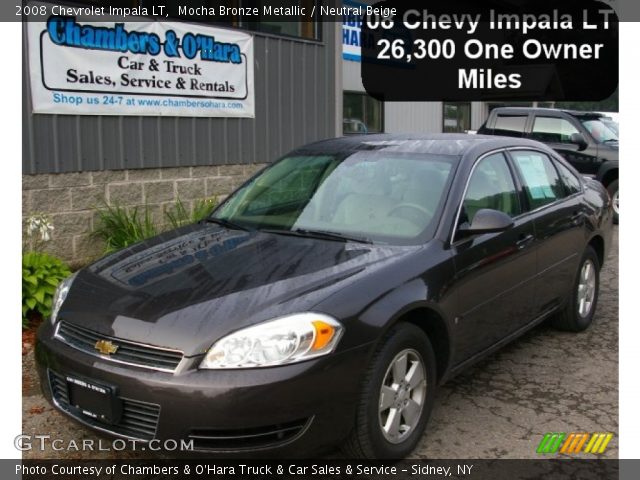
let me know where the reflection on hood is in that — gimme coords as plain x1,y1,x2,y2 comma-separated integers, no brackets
102,228,250,288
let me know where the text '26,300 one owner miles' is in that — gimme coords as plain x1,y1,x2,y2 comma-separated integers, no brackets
373,8,613,90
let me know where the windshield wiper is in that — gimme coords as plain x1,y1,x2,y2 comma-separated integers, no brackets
260,228,373,244
203,217,251,231
603,139,618,143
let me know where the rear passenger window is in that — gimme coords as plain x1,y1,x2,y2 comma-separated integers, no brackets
463,153,520,223
555,162,581,195
531,117,580,143
511,151,564,209
494,115,527,137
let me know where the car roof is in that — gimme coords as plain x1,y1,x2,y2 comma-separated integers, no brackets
293,133,549,157
490,107,605,119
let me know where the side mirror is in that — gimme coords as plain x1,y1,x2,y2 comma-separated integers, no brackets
570,133,588,151
459,209,514,236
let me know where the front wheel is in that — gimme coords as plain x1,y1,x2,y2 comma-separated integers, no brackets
342,323,436,458
607,179,619,224
551,246,600,332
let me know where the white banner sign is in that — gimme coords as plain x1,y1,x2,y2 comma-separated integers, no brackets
28,18,255,117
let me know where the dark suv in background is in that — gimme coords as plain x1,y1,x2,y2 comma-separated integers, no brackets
479,108,619,222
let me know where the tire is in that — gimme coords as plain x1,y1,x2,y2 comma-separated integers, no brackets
342,323,436,459
607,179,619,224
551,246,600,332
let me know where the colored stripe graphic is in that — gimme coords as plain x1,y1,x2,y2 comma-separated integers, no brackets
537,433,566,453
539,432,614,455
573,433,590,453
584,433,613,454
560,433,590,453
560,433,575,453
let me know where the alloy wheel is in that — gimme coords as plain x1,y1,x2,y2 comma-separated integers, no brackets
577,259,597,318
378,349,427,444
612,190,619,215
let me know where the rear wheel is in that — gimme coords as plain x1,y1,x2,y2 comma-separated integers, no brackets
551,246,600,332
342,323,436,458
607,179,619,224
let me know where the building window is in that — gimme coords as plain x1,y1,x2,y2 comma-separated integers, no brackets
343,92,383,134
443,103,471,133
78,1,320,41
155,0,241,27
243,0,319,40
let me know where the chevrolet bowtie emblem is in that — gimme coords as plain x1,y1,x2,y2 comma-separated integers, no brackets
94,339,119,355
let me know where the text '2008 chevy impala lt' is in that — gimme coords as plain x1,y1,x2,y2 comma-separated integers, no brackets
36,134,613,458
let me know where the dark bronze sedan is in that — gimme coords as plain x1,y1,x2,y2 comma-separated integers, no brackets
36,134,613,458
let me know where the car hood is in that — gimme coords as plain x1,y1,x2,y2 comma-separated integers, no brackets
61,223,418,356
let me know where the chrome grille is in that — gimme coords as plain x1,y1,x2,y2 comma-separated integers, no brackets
55,321,183,372
49,370,160,440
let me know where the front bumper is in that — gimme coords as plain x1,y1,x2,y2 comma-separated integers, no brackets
35,321,372,456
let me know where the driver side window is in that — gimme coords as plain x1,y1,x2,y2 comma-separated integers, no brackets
462,153,520,225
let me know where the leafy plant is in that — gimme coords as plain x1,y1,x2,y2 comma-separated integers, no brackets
192,197,218,223
22,252,71,329
164,197,217,230
92,202,158,253
23,213,55,253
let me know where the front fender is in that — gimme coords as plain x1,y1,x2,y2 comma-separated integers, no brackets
312,247,456,371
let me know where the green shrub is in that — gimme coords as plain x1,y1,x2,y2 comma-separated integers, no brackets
93,203,158,253
94,198,217,254
22,252,71,329
164,197,217,230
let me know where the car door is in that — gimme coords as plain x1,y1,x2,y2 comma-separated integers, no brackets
450,152,537,364
508,149,586,316
529,114,600,176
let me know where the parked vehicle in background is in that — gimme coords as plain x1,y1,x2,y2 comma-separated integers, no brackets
594,112,619,137
344,118,369,135
601,118,619,137
478,108,619,223
36,134,613,458
597,112,619,123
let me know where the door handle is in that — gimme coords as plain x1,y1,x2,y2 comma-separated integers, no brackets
570,211,583,225
516,234,535,249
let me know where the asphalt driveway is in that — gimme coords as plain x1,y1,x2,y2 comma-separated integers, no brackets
21,227,618,459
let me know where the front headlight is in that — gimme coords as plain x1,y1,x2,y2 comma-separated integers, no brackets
50,272,78,325
199,313,344,369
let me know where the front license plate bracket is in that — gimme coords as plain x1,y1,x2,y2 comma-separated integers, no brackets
66,375,122,424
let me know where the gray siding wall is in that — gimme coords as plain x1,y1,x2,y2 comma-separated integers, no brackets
23,22,339,174
343,56,364,92
385,102,445,134
471,102,488,130
387,102,487,133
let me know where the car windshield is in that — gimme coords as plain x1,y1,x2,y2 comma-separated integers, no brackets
211,152,457,245
602,119,619,136
581,119,618,143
